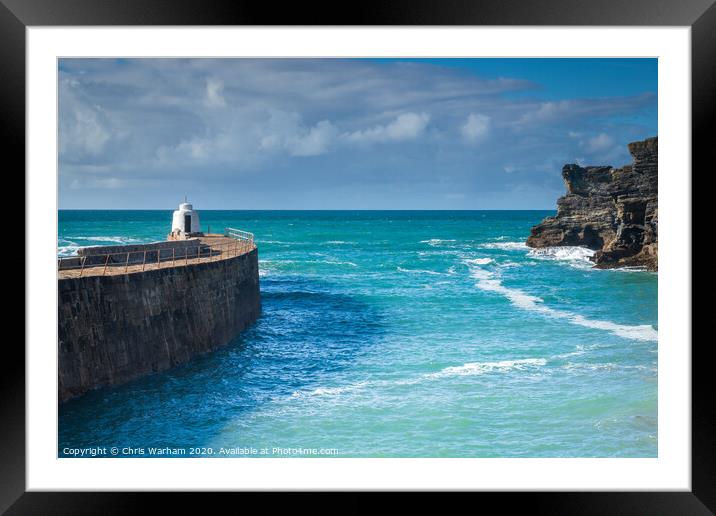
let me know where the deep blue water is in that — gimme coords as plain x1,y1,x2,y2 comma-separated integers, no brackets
58,210,657,457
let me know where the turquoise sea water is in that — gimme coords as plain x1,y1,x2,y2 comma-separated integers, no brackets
58,210,658,457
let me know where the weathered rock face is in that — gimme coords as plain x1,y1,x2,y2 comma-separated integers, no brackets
526,137,657,271
58,248,261,402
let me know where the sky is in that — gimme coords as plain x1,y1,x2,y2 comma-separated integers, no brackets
58,58,657,210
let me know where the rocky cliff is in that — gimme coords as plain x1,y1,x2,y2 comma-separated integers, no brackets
526,137,657,271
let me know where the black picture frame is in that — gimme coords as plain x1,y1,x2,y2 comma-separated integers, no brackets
4,0,711,512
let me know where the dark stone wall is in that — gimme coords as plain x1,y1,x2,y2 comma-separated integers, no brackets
58,248,261,402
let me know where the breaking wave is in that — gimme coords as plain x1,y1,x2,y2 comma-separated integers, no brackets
463,257,494,266
527,246,596,267
420,239,457,247
463,259,658,342
397,266,445,276
479,241,529,251
67,236,145,244
427,358,547,379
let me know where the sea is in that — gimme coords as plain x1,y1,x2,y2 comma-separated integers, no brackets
58,210,658,458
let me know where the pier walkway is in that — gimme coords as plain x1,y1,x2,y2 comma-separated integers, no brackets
58,228,255,280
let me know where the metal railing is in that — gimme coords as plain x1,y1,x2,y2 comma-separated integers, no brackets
58,228,256,278
224,227,254,244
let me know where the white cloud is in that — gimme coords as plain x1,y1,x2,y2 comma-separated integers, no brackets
59,79,111,158
205,77,226,107
289,120,338,156
260,111,338,157
461,113,491,143
515,93,656,130
343,112,430,143
582,133,614,153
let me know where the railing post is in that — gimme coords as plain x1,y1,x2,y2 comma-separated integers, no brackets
79,256,86,278
173,247,175,267
102,253,111,276
125,252,130,273
157,249,161,269
142,250,147,272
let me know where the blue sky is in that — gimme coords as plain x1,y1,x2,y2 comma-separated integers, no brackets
58,58,657,209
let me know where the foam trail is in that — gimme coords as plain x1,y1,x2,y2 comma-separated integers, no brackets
464,257,494,265
420,239,457,247
397,267,445,276
427,358,547,379
527,246,596,269
479,241,529,251
289,357,546,399
68,236,144,244
464,260,658,342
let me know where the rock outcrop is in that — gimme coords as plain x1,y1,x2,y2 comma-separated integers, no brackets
527,137,657,271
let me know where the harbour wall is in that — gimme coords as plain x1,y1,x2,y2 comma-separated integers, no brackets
58,248,260,402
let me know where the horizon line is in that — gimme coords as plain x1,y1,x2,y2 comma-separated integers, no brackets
58,208,557,211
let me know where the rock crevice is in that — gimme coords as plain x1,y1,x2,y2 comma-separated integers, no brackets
526,137,657,271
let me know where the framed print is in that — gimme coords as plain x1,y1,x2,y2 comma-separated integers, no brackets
6,0,712,512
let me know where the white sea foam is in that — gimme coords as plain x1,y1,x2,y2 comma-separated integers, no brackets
464,257,494,266
397,266,444,276
420,239,457,247
428,358,547,379
417,250,462,257
68,236,144,244
306,259,358,267
57,246,82,257
289,357,548,400
58,236,148,257
324,240,356,245
562,362,655,373
291,381,369,398
554,344,595,359
261,240,307,245
527,246,595,268
479,241,529,251
462,259,658,342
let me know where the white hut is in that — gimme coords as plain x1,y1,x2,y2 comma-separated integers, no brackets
169,200,202,239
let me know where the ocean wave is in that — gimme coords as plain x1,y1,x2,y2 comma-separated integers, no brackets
462,259,658,342
562,362,655,373
527,246,595,266
479,241,529,251
427,358,547,379
417,250,462,257
289,358,549,399
57,246,83,257
553,344,596,359
397,266,445,276
67,236,145,244
291,382,368,398
613,266,651,273
324,240,356,245
420,239,457,247
463,257,494,266
306,259,358,267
